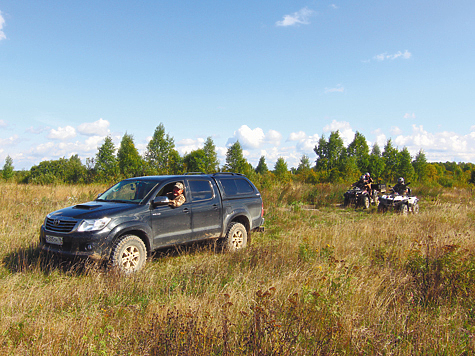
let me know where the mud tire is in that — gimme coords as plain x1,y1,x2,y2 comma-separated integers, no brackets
400,204,408,215
362,195,370,209
223,222,248,252
110,235,147,274
412,203,420,214
343,196,350,207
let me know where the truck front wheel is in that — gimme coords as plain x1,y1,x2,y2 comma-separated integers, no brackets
110,235,147,274
224,222,248,251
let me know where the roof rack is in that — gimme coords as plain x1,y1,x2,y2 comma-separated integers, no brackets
184,172,206,175
212,172,245,176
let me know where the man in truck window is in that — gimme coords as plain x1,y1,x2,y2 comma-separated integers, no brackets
167,182,186,208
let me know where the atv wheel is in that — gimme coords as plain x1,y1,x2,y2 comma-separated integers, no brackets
378,205,387,213
223,222,248,251
412,203,419,214
373,195,379,206
400,204,408,215
110,235,147,274
362,195,370,209
343,196,350,207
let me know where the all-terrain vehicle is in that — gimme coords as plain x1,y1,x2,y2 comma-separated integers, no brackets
377,183,419,214
343,183,383,209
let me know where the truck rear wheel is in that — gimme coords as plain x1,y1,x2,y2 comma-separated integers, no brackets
224,222,247,251
110,235,147,274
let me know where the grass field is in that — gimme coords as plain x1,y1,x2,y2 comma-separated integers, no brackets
1,182,475,355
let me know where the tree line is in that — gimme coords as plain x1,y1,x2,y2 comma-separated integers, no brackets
2,123,475,187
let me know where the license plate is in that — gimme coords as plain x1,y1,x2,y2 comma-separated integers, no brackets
46,235,63,246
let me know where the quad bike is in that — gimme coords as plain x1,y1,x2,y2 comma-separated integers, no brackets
377,183,419,214
343,184,380,209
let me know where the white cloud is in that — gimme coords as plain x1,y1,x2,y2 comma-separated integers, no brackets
77,118,110,136
26,126,50,134
390,126,403,135
226,125,283,149
0,119,7,128
404,113,416,119
266,129,283,146
374,50,412,61
386,124,475,162
287,131,320,152
330,4,339,9
176,137,205,155
233,125,265,148
325,84,344,93
48,126,77,140
0,11,6,41
0,135,19,146
322,120,354,145
30,141,55,156
276,7,315,27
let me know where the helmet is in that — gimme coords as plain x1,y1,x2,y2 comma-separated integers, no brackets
398,177,404,184
365,172,370,178
360,175,366,181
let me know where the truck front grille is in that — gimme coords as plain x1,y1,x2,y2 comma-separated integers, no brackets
45,218,78,233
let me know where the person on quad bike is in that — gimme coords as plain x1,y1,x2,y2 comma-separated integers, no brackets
364,172,374,195
392,177,409,195
352,175,368,190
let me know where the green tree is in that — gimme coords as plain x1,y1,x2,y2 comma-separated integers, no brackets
367,144,385,181
296,154,311,173
273,157,289,180
224,141,248,173
382,139,399,182
412,149,428,183
183,149,207,173
347,131,370,173
397,147,415,183
202,137,220,173
27,155,87,184
255,156,268,175
2,155,14,181
95,135,119,182
314,131,345,172
65,154,87,183
117,133,143,178
336,150,359,183
167,149,184,175
145,123,175,174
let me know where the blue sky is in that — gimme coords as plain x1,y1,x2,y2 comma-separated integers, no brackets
1,1,474,170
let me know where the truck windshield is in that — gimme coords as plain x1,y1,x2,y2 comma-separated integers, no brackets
97,179,159,203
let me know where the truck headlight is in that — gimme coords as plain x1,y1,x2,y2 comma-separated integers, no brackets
77,217,111,232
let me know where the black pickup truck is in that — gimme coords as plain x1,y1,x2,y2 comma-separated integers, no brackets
39,173,265,273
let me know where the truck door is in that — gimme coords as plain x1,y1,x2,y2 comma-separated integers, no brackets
187,179,222,240
150,181,192,248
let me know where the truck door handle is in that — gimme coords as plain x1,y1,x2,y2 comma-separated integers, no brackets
213,204,219,210
183,208,190,214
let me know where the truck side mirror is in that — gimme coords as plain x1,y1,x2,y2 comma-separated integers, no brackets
152,196,170,207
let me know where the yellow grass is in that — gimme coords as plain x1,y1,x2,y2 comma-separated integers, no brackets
1,182,475,355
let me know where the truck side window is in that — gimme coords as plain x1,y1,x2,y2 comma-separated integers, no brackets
234,179,254,194
189,180,214,202
219,178,254,196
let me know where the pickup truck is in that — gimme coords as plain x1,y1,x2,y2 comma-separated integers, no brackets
39,173,265,273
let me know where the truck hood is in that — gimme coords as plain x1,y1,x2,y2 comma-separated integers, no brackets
48,201,143,220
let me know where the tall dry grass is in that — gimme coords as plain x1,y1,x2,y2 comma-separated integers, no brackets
1,182,475,355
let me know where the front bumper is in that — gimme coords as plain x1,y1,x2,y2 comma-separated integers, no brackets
39,226,111,261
